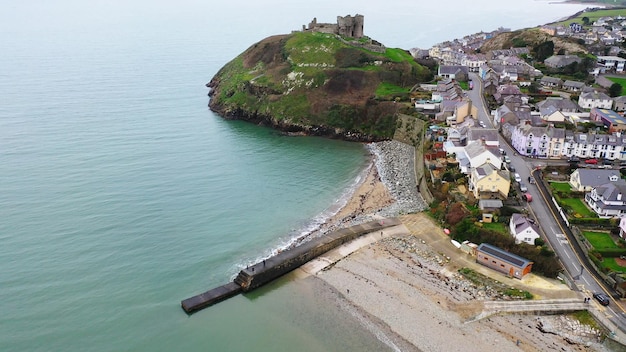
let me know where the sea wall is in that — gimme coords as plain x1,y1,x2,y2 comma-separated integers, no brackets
182,218,401,314
234,218,401,291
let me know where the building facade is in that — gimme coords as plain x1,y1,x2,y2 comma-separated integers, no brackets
476,243,533,279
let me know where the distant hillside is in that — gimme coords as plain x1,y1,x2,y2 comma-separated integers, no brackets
480,28,588,55
208,31,432,141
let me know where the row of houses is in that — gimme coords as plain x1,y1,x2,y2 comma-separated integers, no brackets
505,123,626,160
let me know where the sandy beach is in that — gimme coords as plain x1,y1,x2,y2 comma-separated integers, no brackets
295,140,611,352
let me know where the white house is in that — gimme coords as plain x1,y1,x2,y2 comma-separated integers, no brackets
509,213,541,245
510,125,566,159
464,140,502,170
578,91,613,110
562,133,626,161
569,168,621,192
597,56,626,73
539,106,566,123
585,179,626,218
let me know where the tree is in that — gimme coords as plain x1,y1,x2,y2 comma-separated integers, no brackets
609,83,623,97
533,41,554,62
582,16,590,26
528,82,540,94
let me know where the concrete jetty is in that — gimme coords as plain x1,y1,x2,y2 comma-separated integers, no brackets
181,217,401,314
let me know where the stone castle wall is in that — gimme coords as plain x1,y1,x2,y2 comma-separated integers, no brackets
304,14,364,39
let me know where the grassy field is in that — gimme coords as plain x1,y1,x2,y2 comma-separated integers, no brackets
550,182,572,193
556,8,626,27
606,77,626,96
561,198,596,217
482,222,508,234
583,231,618,249
375,82,409,98
602,257,626,273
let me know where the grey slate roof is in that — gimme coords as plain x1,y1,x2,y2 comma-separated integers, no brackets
477,243,533,268
595,179,626,203
536,97,580,112
467,128,499,143
510,213,540,237
479,199,503,209
576,169,621,188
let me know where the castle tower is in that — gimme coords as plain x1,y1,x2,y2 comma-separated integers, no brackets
336,14,364,38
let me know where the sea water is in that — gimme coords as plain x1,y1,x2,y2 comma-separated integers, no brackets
0,1,592,351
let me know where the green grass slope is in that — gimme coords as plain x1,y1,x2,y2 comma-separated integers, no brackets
208,31,432,140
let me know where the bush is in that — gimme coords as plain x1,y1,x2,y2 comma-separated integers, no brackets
570,218,612,226
446,202,469,226
595,248,626,258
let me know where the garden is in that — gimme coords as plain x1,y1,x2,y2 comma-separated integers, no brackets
585,230,626,274
549,181,597,218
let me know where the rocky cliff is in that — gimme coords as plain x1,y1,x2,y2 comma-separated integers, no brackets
207,31,432,141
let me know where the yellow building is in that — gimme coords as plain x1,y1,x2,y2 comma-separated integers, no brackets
469,162,511,200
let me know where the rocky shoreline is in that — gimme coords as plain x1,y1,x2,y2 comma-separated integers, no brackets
291,138,610,351
332,140,429,229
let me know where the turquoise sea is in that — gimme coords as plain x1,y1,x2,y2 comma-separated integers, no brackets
1,1,593,351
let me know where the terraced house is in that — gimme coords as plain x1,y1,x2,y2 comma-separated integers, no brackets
562,133,626,160
510,125,565,158
506,124,626,161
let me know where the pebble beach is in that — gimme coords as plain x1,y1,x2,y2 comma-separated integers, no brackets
298,140,611,352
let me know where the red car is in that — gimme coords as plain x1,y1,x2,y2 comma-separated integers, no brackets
585,159,598,164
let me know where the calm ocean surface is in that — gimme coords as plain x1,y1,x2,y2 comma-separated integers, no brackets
1,1,591,351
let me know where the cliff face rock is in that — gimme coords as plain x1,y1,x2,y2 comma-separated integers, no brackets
208,32,431,141
480,28,587,55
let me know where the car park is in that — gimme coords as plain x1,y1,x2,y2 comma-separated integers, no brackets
593,292,610,306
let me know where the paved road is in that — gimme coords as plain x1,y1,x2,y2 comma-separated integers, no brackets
467,73,626,337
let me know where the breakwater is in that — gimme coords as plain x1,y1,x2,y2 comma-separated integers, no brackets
181,217,401,314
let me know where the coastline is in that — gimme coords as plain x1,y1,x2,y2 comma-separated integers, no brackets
294,140,608,352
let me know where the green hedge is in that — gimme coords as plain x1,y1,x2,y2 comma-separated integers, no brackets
569,218,612,226
595,248,626,258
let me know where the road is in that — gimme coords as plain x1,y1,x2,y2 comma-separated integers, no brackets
467,73,626,334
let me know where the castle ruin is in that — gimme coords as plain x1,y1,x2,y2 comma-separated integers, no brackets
303,14,364,38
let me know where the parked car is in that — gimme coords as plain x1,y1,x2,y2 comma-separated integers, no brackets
504,156,511,164
585,158,598,165
519,183,528,192
509,165,516,172
529,177,536,185
514,173,521,182
479,121,486,128
522,193,532,202
593,292,610,306
499,148,506,155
